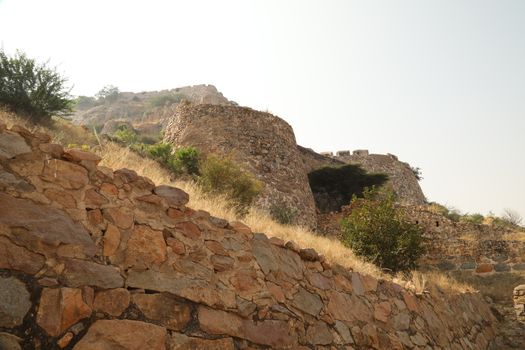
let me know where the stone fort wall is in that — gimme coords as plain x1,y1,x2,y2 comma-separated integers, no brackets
164,102,317,228
0,124,499,349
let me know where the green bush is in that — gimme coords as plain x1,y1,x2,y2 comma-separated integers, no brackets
113,125,138,145
144,143,200,176
0,50,73,122
459,213,484,225
174,147,200,175
198,155,262,215
270,201,298,225
341,188,426,272
95,85,119,103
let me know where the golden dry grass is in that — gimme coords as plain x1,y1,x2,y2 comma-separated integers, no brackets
1,108,472,293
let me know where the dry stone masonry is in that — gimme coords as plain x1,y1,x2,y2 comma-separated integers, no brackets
0,124,499,349
164,102,318,228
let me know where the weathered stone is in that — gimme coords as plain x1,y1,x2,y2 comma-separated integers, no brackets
306,321,333,345
334,320,354,344
437,261,456,271
460,261,477,270
103,224,121,256
85,188,108,208
402,291,419,312
0,332,22,350
327,291,371,323
61,258,124,289
292,287,323,316
39,143,64,158
63,149,101,166
167,238,186,255
392,312,411,330
205,240,227,255
229,221,252,234
0,132,31,158
41,159,89,190
299,248,319,261
352,273,365,296
36,287,92,337
512,263,525,271
73,319,167,350
410,333,428,346
93,288,130,316
0,236,45,274
127,270,235,308
169,333,235,350
0,277,31,328
374,301,392,323
494,263,511,272
267,281,286,303
57,332,74,348
307,272,334,290
475,263,494,274
210,254,234,272
132,293,191,331
154,185,189,206
103,207,134,229
0,193,96,258
198,307,295,348
124,225,166,268
175,221,201,240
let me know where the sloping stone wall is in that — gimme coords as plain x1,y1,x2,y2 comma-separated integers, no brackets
164,102,317,228
0,124,499,349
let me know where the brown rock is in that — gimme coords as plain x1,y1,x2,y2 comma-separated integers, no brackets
103,224,121,256
124,225,167,268
63,149,101,164
284,240,301,253
41,159,89,189
0,132,31,159
292,287,323,316
175,221,201,240
44,188,77,208
0,193,96,258
39,143,64,158
167,238,186,255
0,332,22,350
57,332,74,348
154,185,189,206
402,292,419,312
85,188,108,208
374,301,392,323
93,288,130,316
269,236,285,246
73,319,167,350
205,240,227,255
352,273,365,296
306,321,333,345
476,263,494,274
169,333,234,350
61,258,124,289
362,275,378,292
299,248,319,261
267,281,286,303
229,221,252,234
307,272,334,290
132,293,191,331
211,254,234,272
167,208,185,219
198,307,295,348
100,182,119,196
0,236,45,274
86,209,104,228
103,207,134,229
36,287,92,337
327,291,371,323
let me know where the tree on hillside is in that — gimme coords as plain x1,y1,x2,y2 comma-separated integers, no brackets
0,49,73,123
341,188,426,272
502,208,523,226
95,85,120,103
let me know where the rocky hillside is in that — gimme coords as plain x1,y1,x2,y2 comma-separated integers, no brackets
72,84,232,130
0,123,500,349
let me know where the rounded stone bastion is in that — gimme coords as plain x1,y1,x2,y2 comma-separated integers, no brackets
164,102,317,228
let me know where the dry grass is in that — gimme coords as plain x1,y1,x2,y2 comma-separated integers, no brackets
502,231,525,242
1,108,473,293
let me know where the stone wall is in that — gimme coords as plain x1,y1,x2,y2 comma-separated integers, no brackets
0,124,499,349
164,102,317,228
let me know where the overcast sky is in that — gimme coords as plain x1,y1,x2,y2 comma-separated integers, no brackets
1,0,524,221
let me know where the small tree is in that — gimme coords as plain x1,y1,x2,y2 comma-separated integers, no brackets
341,188,426,272
95,85,120,103
502,208,523,226
0,50,73,122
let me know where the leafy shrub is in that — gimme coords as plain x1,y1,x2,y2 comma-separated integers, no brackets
270,201,298,225
0,49,73,123
502,208,523,226
428,202,461,222
459,213,484,225
144,143,200,176
341,188,426,272
74,95,98,110
174,147,200,175
198,155,263,215
113,125,138,145
95,85,119,103
411,166,423,181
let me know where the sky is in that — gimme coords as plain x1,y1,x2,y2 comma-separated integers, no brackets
1,0,524,221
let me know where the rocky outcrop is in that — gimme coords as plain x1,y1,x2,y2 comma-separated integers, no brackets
164,102,317,228
0,123,499,349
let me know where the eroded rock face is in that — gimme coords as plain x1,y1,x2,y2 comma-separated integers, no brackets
164,102,317,228
0,125,500,349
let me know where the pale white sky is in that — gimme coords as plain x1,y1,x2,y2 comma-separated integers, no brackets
1,0,524,220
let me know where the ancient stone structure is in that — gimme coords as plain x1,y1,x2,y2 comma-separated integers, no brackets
514,285,525,323
299,148,426,207
0,124,499,349
165,102,317,228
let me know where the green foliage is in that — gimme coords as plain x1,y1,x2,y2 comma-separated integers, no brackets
341,188,426,272
0,49,73,122
198,155,263,216
410,166,423,181
74,95,98,110
428,202,461,222
149,93,184,107
113,125,138,145
95,85,119,103
144,143,200,176
270,201,298,225
308,164,388,213
174,147,200,175
459,213,484,225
